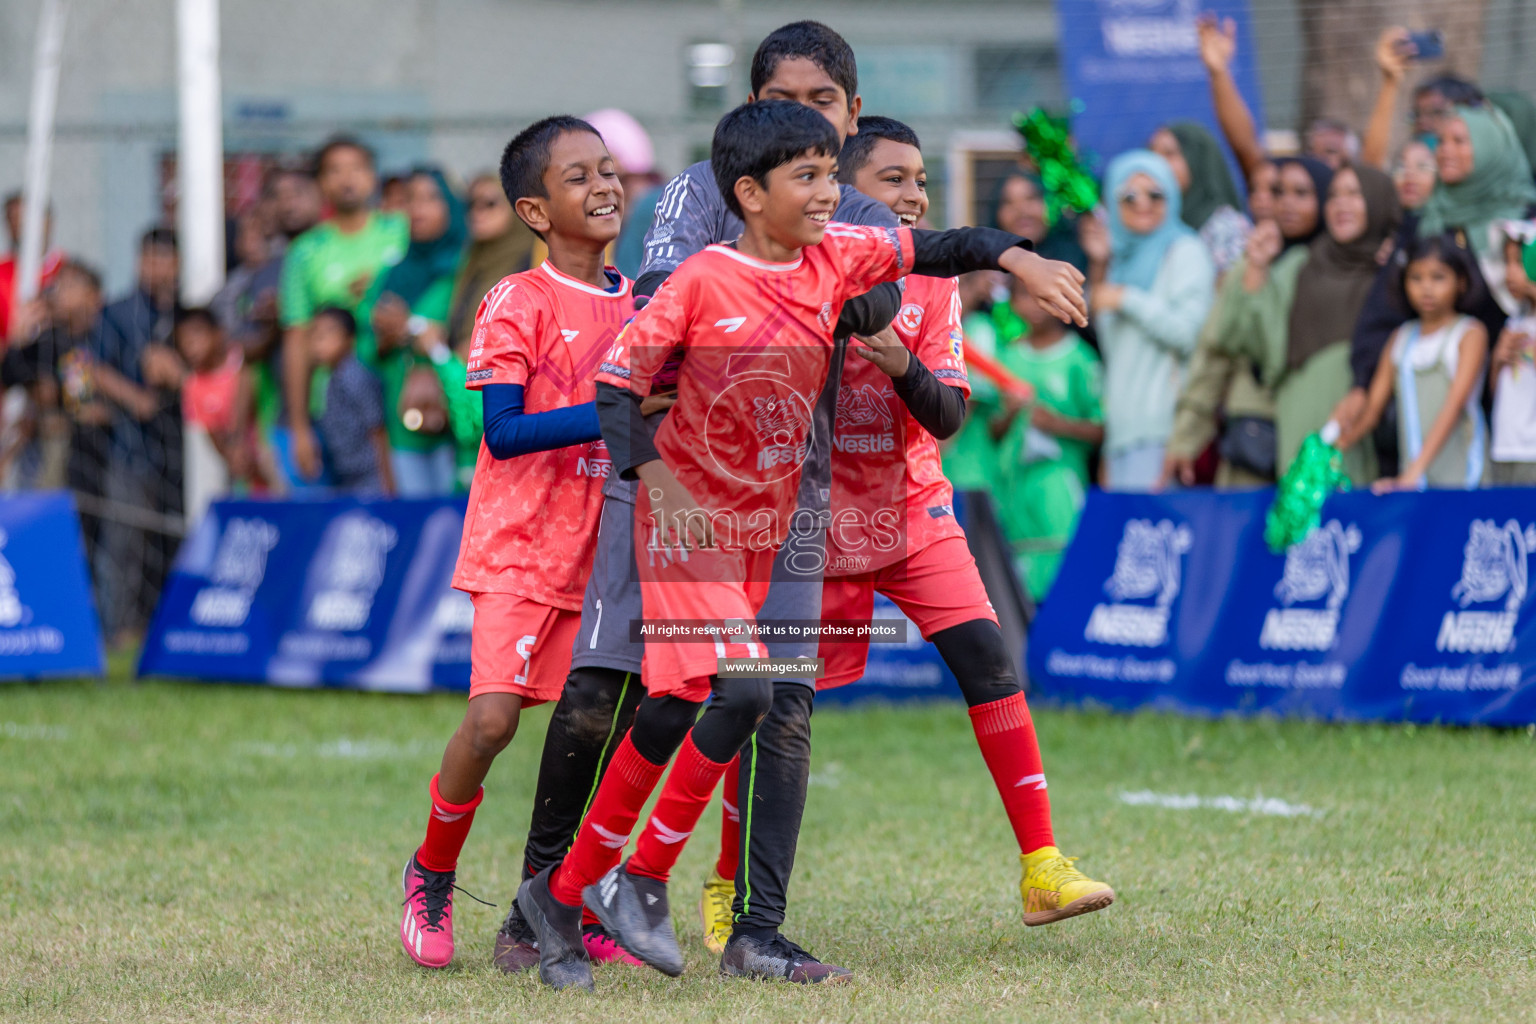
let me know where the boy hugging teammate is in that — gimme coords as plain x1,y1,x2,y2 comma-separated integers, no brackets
398,116,632,969
795,117,1114,929
518,96,1090,991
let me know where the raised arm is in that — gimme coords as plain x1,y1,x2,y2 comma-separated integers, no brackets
1198,15,1268,184
1362,28,1412,169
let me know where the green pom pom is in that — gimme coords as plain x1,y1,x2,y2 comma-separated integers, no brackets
1013,107,1099,223
1265,428,1351,553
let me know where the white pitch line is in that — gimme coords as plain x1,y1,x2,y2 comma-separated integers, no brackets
0,722,69,741
1118,789,1323,818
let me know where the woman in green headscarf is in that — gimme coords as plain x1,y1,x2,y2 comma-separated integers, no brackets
1489,92,1536,181
1417,103,1536,307
356,166,467,496
1150,121,1251,275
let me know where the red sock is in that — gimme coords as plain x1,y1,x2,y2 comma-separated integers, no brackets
969,692,1055,854
629,734,732,882
713,755,741,880
550,734,666,906
415,773,484,873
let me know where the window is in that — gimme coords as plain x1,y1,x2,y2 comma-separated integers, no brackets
974,44,1062,116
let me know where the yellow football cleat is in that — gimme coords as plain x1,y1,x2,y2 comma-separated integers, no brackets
1019,846,1115,926
699,871,735,954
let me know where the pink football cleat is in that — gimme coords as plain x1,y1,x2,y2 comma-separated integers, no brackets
401,855,457,968
583,923,646,967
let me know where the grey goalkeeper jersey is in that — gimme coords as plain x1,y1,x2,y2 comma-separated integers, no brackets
618,160,900,520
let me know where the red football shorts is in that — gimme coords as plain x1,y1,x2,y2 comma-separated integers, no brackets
633,511,776,701
467,591,580,704
817,535,996,690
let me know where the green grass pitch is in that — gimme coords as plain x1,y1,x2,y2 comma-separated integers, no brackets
2,665,1533,1022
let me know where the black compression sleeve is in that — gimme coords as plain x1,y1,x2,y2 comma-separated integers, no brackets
835,281,901,339
910,227,1031,278
890,357,967,440
596,381,660,479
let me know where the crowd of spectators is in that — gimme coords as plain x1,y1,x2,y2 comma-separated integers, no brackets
5,21,1536,628
945,19,1536,602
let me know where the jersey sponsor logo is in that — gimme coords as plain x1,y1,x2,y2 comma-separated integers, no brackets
1083,519,1191,648
836,382,895,431
897,303,924,334
715,316,747,333
1260,520,1361,651
833,434,897,455
466,368,493,382
561,329,580,344
1436,519,1536,653
576,453,612,478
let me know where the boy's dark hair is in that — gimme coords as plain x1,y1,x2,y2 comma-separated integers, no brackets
175,306,220,333
141,226,178,252
838,115,921,182
57,258,102,293
498,115,603,235
1392,232,1487,315
1414,75,1486,108
712,101,841,219
313,134,375,177
313,305,358,339
750,21,858,107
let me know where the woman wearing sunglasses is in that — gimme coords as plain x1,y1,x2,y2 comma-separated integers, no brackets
1079,150,1217,491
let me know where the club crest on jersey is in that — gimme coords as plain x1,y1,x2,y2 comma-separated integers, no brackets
949,328,964,359
897,303,924,334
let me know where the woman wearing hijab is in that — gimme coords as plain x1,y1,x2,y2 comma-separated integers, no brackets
1222,162,1401,482
1080,150,1216,490
1164,157,1333,488
1149,121,1251,274
356,167,467,497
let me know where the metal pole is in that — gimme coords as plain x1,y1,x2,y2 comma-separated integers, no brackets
17,0,68,306
176,0,224,306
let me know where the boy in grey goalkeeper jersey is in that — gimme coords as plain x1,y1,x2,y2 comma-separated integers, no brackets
496,20,901,984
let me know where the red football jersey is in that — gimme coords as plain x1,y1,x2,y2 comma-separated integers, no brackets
452,261,632,606
595,225,916,551
826,274,970,575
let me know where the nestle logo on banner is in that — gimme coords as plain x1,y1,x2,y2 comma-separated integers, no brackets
1260,521,1361,652
1437,520,1535,653
189,518,280,628
1084,518,1191,647
306,516,398,632
1100,0,1199,56
431,591,475,633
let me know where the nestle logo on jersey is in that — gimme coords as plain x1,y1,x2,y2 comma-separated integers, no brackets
834,434,896,455
758,443,807,471
576,455,612,478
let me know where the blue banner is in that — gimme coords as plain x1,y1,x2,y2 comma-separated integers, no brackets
1054,0,1265,176
0,491,104,679
140,497,473,691
141,496,969,699
1028,489,1536,726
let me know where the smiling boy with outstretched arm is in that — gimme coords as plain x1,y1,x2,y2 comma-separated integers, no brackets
516,98,1086,991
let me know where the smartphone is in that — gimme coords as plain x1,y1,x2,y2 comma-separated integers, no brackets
1406,29,1445,61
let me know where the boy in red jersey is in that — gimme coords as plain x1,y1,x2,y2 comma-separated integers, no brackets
807,115,1114,930
517,99,1088,990
397,115,635,970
